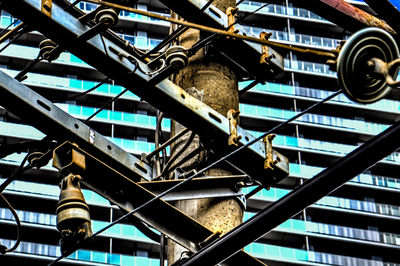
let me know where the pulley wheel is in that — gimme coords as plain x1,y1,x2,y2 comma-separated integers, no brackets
337,27,399,103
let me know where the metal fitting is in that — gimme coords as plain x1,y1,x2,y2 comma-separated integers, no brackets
56,174,92,255
39,39,60,62
95,8,119,27
165,46,189,69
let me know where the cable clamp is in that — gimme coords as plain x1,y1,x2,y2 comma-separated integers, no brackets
263,134,277,170
227,109,241,146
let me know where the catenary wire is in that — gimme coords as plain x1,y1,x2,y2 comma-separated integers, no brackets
0,24,28,54
84,88,129,123
48,89,342,265
52,79,110,103
0,19,20,38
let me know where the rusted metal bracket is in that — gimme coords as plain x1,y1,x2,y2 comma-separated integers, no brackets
259,32,282,77
227,109,241,146
263,134,277,170
41,0,52,17
226,7,238,34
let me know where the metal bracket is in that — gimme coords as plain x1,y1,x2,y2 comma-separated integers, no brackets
263,134,277,170
52,141,262,265
226,7,238,34
41,0,52,17
227,109,241,146
259,32,283,77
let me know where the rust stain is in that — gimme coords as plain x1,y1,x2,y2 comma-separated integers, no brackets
321,0,396,35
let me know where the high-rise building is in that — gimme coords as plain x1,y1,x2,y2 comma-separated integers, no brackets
0,0,399,265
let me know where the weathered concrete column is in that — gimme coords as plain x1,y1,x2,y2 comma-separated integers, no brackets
167,0,244,264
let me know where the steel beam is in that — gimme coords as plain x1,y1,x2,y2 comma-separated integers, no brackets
53,141,265,266
0,70,152,181
174,119,400,266
138,175,248,203
293,0,397,35
1,0,289,188
158,0,284,82
363,0,400,36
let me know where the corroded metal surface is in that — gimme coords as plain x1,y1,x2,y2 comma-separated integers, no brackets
296,0,397,35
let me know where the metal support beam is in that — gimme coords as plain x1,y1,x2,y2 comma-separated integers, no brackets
1,0,289,187
0,70,152,181
0,68,263,264
137,175,248,203
293,0,397,35
363,0,400,36
175,120,400,266
53,141,264,266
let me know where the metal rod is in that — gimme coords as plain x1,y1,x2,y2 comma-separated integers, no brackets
14,56,42,81
0,23,24,44
47,89,342,266
176,118,400,266
84,0,337,59
239,80,259,96
141,25,187,60
146,128,190,160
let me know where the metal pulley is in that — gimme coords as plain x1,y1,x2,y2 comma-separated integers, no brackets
337,27,400,103
165,46,188,69
95,8,119,27
56,174,92,255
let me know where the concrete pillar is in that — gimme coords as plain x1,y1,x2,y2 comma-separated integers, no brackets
167,0,244,264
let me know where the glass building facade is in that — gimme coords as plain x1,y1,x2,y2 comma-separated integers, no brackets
0,0,400,265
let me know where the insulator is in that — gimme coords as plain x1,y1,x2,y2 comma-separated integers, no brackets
56,174,92,255
336,27,399,103
39,39,60,62
165,46,189,69
95,8,119,27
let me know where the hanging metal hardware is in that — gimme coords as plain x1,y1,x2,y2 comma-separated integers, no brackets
227,109,241,146
337,27,400,103
226,7,238,34
263,134,277,170
259,32,283,78
56,173,93,255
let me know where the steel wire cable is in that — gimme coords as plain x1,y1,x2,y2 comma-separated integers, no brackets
84,88,129,123
0,19,20,38
0,193,21,254
52,79,110,103
48,89,342,265
0,25,27,54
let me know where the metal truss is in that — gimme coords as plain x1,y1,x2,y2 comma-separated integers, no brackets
0,69,264,265
0,0,289,187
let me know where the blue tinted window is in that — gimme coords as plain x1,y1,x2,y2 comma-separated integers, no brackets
69,79,82,89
